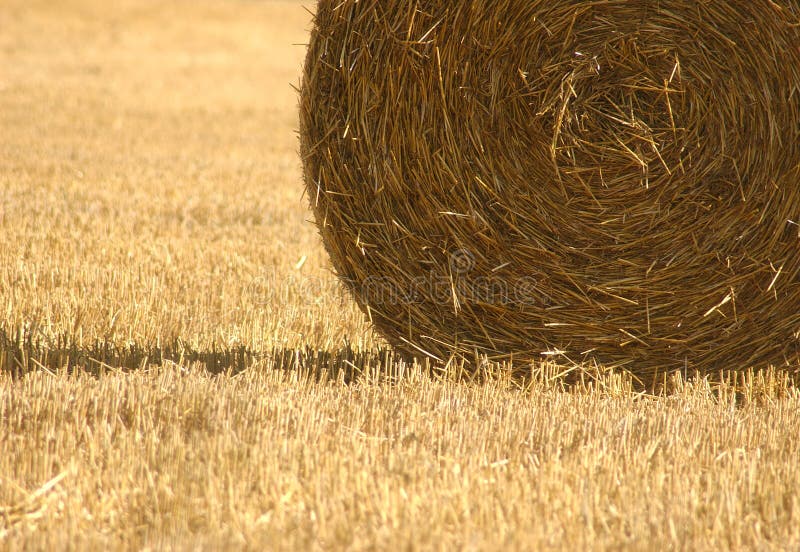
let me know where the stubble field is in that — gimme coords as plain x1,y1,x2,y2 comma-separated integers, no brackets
2,1,800,549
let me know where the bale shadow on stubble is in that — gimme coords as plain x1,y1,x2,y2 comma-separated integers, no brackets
0,326,414,383
0,327,257,378
3,327,797,401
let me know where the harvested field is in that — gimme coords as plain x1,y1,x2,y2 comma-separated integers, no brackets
2,0,800,549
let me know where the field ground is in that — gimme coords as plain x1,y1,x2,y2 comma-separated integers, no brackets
2,1,800,549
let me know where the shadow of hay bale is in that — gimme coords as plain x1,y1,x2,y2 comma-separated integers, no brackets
0,328,258,377
300,0,800,382
4,326,798,396
0,326,415,383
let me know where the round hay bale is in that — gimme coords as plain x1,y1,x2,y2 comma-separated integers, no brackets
299,0,800,378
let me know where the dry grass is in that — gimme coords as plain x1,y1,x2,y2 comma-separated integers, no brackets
3,367,800,550
2,0,800,549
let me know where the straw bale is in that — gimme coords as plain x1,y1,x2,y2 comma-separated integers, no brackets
299,0,800,378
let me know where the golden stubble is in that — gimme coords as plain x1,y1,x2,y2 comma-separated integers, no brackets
1,0,799,549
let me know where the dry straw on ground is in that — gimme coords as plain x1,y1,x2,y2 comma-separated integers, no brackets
300,0,800,379
4,1,800,548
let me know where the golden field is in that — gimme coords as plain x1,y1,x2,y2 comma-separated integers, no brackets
1,1,800,549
